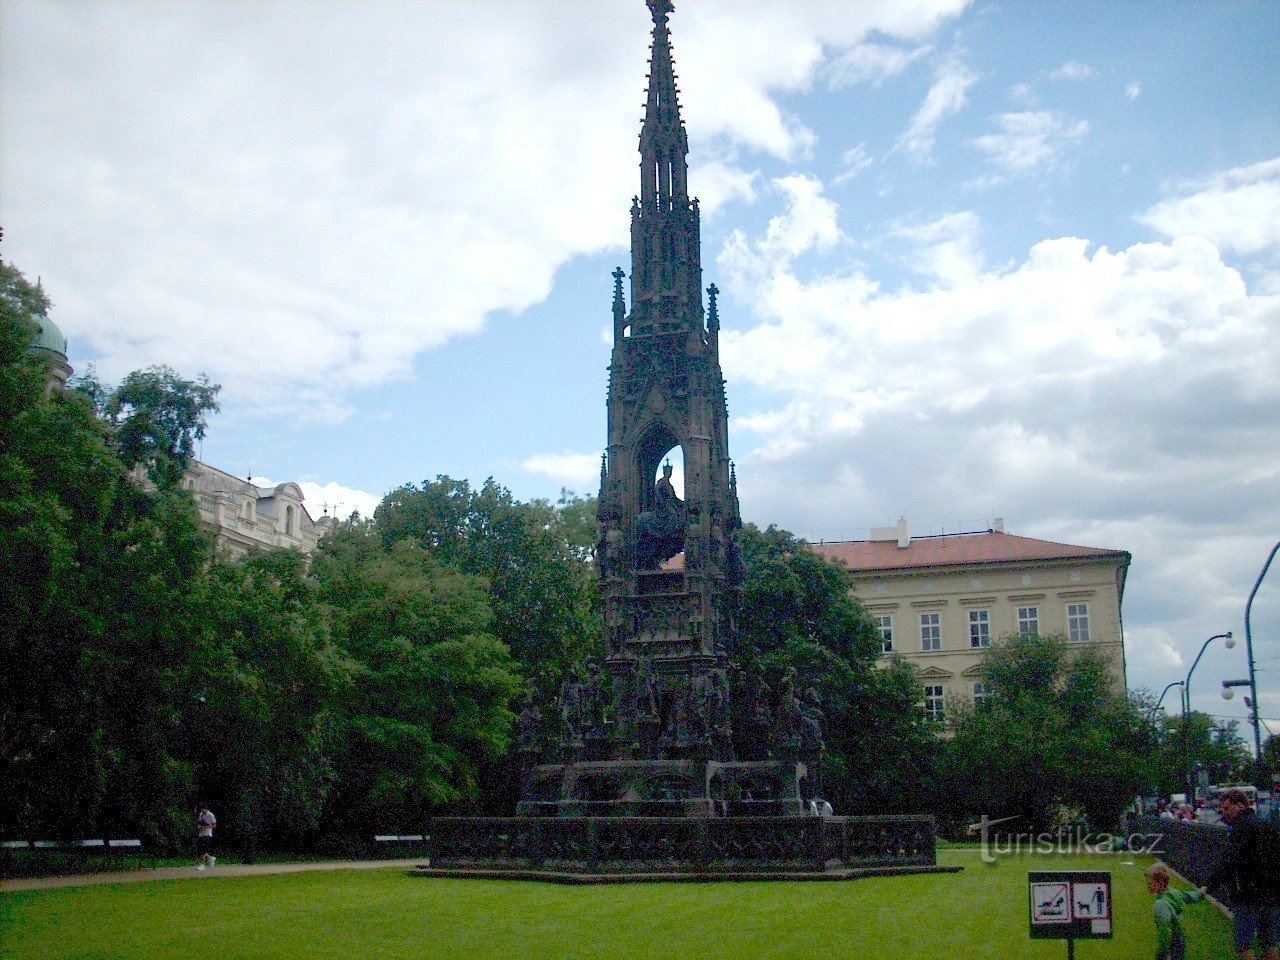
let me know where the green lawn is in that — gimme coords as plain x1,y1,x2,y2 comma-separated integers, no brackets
0,849,1234,959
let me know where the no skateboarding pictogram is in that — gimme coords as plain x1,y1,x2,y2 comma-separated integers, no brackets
1031,882,1071,923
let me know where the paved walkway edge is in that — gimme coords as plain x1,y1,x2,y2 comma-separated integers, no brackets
0,859,421,893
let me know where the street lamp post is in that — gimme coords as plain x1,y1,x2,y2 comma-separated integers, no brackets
1151,680,1184,720
1182,632,1234,801
1245,541,1280,782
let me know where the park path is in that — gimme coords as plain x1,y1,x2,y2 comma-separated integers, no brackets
0,858,422,893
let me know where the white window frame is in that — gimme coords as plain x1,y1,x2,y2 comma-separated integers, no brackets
920,612,941,652
1067,603,1091,642
874,615,894,654
972,681,992,703
968,609,991,648
923,684,946,722
1017,605,1040,637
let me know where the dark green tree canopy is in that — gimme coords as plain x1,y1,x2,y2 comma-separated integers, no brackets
939,631,1153,831
374,477,598,693
735,524,933,814
74,364,221,489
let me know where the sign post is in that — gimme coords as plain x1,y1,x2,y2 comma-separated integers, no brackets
1028,871,1112,957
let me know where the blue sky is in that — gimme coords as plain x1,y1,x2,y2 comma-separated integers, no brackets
2,0,1279,729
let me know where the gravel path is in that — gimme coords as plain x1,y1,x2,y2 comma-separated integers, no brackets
1,859,422,893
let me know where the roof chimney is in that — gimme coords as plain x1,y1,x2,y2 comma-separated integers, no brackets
897,516,910,548
992,517,1005,534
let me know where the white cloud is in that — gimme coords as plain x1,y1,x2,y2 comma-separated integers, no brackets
833,144,874,184
717,175,1280,704
521,451,602,490
672,0,968,160
1126,81,1142,100
826,42,931,88
717,175,1280,581
896,58,980,161
691,159,760,213
1139,157,1280,257
890,210,985,285
0,0,971,424
971,110,1089,173
1050,60,1096,81
722,174,843,282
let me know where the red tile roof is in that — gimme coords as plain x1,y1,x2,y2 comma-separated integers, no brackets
810,531,1128,574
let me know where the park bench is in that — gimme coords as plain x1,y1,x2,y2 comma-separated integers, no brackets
1,838,151,876
372,834,429,860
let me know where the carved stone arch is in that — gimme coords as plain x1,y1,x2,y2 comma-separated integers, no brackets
634,420,682,515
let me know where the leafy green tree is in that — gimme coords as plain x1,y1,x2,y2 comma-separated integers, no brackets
311,520,521,831
185,549,346,856
375,477,598,691
1145,710,1253,797
1,265,221,842
737,524,935,814
74,364,220,489
1260,734,1280,784
939,632,1154,830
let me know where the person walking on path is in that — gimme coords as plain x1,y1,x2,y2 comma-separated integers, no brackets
196,805,217,870
1148,862,1206,960
1202,788,1280,960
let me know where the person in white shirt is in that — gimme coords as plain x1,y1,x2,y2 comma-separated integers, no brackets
196,805,217,870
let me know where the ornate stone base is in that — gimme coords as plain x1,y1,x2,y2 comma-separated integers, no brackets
517,759,807,818
409,863,961,883
418,814,939,876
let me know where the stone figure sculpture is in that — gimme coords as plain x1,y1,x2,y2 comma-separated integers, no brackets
635,462,686,569
517,696,543,753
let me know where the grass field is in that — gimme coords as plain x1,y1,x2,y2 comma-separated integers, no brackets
0,849,1235,959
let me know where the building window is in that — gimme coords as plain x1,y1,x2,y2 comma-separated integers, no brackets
875,615,894,653
920,612,941,651
1067,603,1091,642
1017,606,1040,637
969,609,991,648
972,682,993,704
923,685,946,722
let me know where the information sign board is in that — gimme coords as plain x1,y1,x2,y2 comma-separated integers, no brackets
1028,871,1113,939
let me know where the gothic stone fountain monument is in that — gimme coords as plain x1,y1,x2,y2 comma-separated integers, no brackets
419,0,941,878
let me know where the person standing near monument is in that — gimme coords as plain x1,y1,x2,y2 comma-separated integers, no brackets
195,803,217,870
1203,788,1280,959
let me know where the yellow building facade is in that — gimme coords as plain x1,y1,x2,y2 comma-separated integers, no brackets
180,460,332,559
812,519,1129,728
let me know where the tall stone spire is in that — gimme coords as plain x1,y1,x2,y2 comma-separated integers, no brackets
639,0,688,204
522,0,808,822
630,0,702,339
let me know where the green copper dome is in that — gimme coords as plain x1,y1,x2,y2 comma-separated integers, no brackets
33,314,68,357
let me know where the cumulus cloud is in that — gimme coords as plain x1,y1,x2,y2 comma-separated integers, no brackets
896,58,980,161
889,210,985,285
716,175,1280,699
1139,157,1280,257
971,110,1089,173
0,0,972,424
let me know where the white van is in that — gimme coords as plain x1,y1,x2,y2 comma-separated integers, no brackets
1211,784,1257,807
